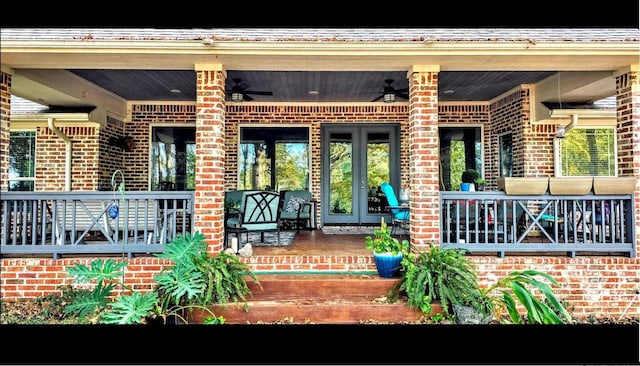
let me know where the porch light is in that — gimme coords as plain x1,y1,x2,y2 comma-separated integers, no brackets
231,92,244,102
383,92,395,103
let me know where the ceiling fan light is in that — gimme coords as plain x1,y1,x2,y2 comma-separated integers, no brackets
383,93,395,103
231,92,244,102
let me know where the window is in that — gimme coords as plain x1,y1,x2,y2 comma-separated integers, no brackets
499,133,513,177
9,131,36,191
557,127,616,176
439,126,484,191
150,126,196,190
239,126,309,191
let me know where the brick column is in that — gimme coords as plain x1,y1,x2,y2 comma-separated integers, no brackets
407,65,440,249
194,64,226,253
0,69,12,192
615,66,640,256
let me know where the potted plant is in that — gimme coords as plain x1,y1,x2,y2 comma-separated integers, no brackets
365,217,409,278
461,169,481,191
474,177,486,191
387,244,483,316
388,244,572,325
64,231,261,324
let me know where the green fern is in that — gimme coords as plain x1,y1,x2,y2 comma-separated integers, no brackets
389,244,487,317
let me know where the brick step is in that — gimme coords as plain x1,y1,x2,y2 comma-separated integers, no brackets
187,274,443,324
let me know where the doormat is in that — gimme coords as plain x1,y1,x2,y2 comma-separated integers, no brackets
228,230,296,247
321,226,377,235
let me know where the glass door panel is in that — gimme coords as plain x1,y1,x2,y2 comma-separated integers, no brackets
328,132,354,216
365,131,390,216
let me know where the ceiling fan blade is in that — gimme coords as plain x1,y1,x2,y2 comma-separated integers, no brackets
395,87,409,93
243,94,254,102
370,94,384,102
395,92,409,100
244,90,273,96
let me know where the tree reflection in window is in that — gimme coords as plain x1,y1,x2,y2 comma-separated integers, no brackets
239,127,309,191
499,132,513,177
150,126,195,191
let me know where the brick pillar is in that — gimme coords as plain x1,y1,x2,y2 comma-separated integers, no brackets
407,66,440,249
0,69,11,192
615,66,640,256
194,65,226,253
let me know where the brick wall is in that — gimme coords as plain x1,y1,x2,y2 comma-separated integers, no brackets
1,255,637,320
98,116,126,191
616,70,640,249
35,126,101,191
0,257,172,299
490,88,528,178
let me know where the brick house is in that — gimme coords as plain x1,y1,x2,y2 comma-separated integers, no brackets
1,28,639,320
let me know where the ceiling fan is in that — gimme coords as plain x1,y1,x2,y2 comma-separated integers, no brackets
226,78,273,102
370,79,409,103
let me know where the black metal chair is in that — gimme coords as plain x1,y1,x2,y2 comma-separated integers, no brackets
278,190,313,232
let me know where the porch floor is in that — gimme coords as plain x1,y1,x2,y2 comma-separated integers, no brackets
250,228,373,256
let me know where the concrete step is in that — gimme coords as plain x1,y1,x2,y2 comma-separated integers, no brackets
187,274,444,324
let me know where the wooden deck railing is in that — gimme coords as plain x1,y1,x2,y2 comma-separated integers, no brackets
1,191,635,258
440,191,636,257
1,191,194,259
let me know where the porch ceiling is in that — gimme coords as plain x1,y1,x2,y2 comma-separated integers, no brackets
11,69,614,108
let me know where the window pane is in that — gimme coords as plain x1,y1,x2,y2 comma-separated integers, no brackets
9,131,35,191
240,127,309,191
560,128,615,176
499,133,513,177
150,127,195,190
239,142,271,190
329,132,352,214
275,142,309,190
439,127,483,191
366,132,390,189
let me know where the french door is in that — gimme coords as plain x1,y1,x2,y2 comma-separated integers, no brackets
321,124,400,225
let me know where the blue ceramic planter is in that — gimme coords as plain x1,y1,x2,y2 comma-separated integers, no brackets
373,252,403,278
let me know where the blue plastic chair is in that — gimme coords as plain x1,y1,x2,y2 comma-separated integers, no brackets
380,182,410,235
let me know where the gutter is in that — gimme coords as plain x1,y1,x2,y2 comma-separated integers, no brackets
47,117,72,191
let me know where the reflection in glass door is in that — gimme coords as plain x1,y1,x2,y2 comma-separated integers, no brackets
322,125,399,225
